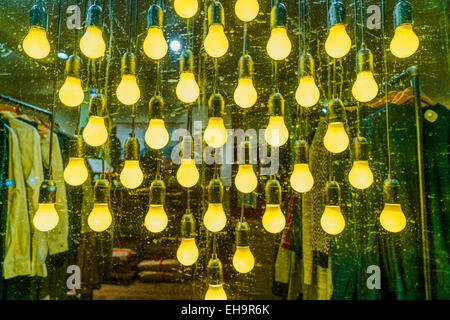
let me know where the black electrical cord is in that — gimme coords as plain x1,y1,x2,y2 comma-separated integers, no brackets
354,0,361,136
381,0,391,178
128,0,134,52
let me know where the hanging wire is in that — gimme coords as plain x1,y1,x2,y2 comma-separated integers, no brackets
360,0,365,46
74,0,82,135
213,58,219,93
242,22,247,55
134,0,139,49
212,233,217,258
128,0,134,52
354,0,361,136
332,58,336,99
240,192,245,222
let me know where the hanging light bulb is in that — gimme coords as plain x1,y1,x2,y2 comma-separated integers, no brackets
320,181,345,235
290,140,314,193
143,3,168,60
234,54,257,108
266,1,291,60
203,178,226,232
348,137,374,189
323,98,349,153
390,0,419,58
235,140,258,193
265,93,289,147
204,1,229,58
33,180,59,232
64,135,88,186
145,179,168,233
205,256,227,300
233,220,255,273
120,136,144,189
380,179,406,232
79,3,106,59
23,1,50,59
177,211,199,266
263,179,285,233
324,0,351,58
88,179,112,232
116,53,140,105
59,55,84,107
235,0,259,22
145,95,169,150
176,50,200,103
82,93,108,147
296,53,320,107
204,92,227,148
174,0,199,18
176,136,199,188
352,47,378,102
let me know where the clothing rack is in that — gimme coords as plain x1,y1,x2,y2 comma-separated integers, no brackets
0,93,52,118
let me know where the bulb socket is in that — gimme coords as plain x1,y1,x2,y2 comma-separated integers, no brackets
38,179,57,204
298,53,315,78
94,178,110,204
325,180,340,206
124,136,140,161
121,52,136,76
149,95,165,120
207,257,223,285
208,1,225,27
180,49,195,74
351,136,369,161
268,92,285,117
147,3,164,28
88,93,106,117
180,212,196,238
271,1,287,28
65,55,83,79
208,92,225,118
86,3,103,29
149,179,166,205
294,139,309,164
68,135,84,158
235,220,250,247
327,0,346,28
356,47,374,74
383,178,401,204
265,179,282,205
327,98,345,123
208,178,223,204
238,54,254,79
181,136,194,160
237,139,256,165
393,0,413,28
30,1,48,29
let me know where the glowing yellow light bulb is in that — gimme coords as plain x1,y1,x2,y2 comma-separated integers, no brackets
235,0,259,22
264,116,289,147
235,164,257,194
325,24,351,58
262,204,285,233
145,119,169,150
295,76,320,107
176,159,199,188
87,203,112,232
204,117,227,148
203,203,226,233
176,72,200,103
205,284,227,300
204,24,229,58
143,27,168,60
266,27,291,60
323,122,349,153
23,26,50,59
352,71,378,102
120,160,143,189
320,205,345,235
59,76,84,107
390,24,419,58
116,75,140,105
233,246,255,273
348,160,374,190
64,157,88,186
174,0,198,18
290,163,314,193
80,26,105,59
234,78,257,108
144,205,168,233
33,203,59,232
177,238,199,266
82,116,108,147
380,203,406,233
